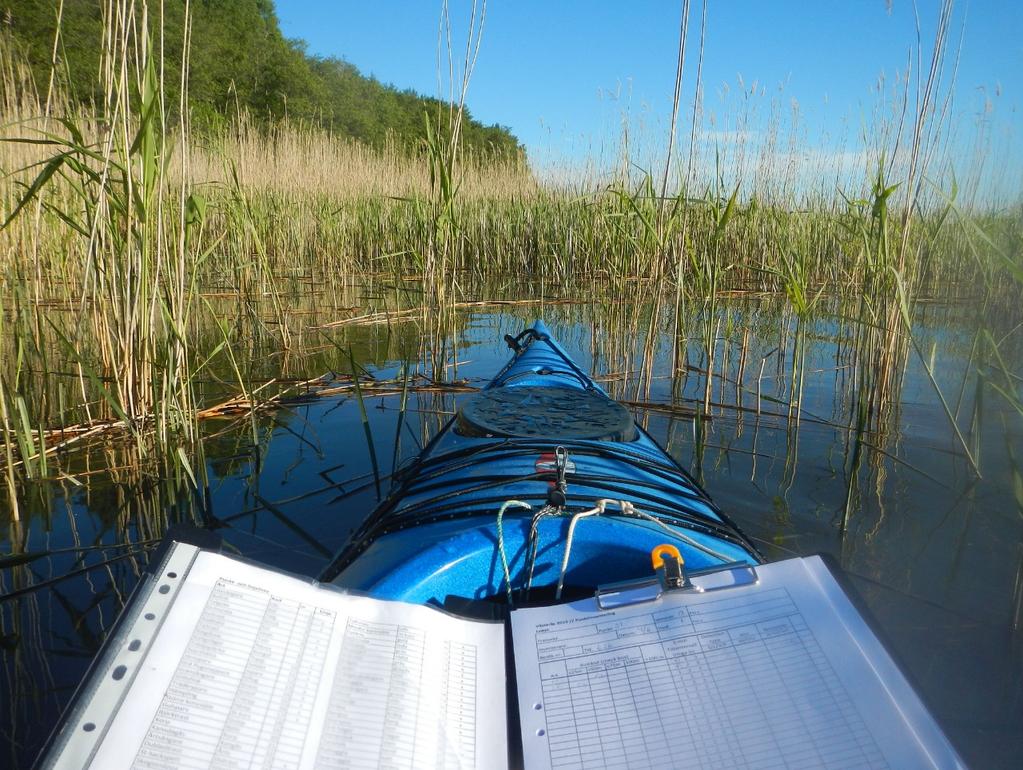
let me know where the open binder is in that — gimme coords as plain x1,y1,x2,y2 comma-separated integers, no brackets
38,532,965,769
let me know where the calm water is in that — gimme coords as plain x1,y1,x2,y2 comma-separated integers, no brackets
2,294,1022,768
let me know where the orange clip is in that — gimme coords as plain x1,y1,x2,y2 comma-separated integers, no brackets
650,543,684,571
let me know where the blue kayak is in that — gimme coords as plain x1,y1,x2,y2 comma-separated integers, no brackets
320,320,761,608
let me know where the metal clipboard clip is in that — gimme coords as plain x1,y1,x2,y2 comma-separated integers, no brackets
595,544,760,610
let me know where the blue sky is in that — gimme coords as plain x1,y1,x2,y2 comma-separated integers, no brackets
277,1,1022,200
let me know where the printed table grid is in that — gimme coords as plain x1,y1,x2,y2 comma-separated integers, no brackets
313,619,480,770
536,587,888,770
129,580,484,770
132,579,335,770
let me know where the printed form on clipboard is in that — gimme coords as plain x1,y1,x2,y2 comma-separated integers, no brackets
39,539,964,770
512,556,965,770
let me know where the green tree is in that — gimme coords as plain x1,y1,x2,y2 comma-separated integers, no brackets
1,0,522,160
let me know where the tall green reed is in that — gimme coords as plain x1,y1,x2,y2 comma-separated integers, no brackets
1,1,205,510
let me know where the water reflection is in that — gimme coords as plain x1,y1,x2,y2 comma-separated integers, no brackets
2,291,1022,766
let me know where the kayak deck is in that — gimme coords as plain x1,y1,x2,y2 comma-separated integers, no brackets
324,321,760,607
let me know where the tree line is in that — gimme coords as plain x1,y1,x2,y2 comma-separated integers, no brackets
2,0,522,159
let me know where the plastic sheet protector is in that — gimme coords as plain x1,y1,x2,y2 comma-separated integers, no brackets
43,544,964,770
47,543,507,770
512,556,964,770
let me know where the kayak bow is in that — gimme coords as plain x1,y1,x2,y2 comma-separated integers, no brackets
321,320,761,609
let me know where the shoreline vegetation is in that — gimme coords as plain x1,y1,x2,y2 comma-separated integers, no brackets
0,0,521,158
0,0,1020,520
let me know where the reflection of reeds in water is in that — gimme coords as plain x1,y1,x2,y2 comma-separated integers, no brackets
1,520,52,768
0,284,1019,765
0,450,188,762
564,261,1020,542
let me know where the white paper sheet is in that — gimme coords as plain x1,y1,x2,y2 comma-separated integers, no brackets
512,556,964,770
88,550,507,770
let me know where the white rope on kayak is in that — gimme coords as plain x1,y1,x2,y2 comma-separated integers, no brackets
620,502,734,563
523,504,564,598
554,503,604,601
553,498,736,601
496,499,532,607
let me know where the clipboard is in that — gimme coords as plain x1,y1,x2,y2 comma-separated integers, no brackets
35,531,966,770
594,559,760,609
511,554,967,770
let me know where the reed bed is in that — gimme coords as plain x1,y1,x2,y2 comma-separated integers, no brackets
0,0,1021,521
